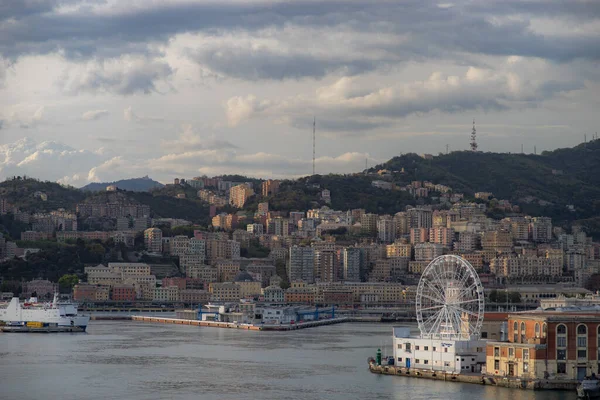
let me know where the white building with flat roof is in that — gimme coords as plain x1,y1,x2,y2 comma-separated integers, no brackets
392,327,487,373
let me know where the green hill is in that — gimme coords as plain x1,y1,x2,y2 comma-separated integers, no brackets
375,140,600,220
0,177,85,212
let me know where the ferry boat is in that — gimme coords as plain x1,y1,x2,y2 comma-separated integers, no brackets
0,295,89,331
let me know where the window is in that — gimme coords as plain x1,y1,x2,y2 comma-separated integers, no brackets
557,324,567,334
398,357,403,362
578,337,588,348
481,332,488,339
494,347,500,357
406,343,411,351
415,359,420,364
432,347,436,352
415,345,420,350
461,358,465,362
523,362,529,373
513,321,518,331
494,360,500,370
444,348,448,353
397,344,402,349
424,360,429,365
523,349,529,360
424,346,428,351
513,321,518,343
578,324,588,335
508,348,514,358
543,323,547,338
557,337,567,347
521,322,526,343
557,363,567,374
557,350,567,360
578,350,587,359
535,323,540,338
444,362,451,367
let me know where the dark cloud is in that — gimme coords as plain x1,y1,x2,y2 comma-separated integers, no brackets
61,59,173,95
189,45,378,80
1,0,598,71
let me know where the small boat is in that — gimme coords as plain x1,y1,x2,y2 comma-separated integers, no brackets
577,375,600,399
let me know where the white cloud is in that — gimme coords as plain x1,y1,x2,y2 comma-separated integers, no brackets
123,106,164,123
225,95,271,127
162,124,237,152
81,109,109,120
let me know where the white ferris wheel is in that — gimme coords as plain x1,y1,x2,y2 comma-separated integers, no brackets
415,255,485,340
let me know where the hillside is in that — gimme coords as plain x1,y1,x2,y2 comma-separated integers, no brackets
81,176,164,192
375,139,600,221
0,177,85,212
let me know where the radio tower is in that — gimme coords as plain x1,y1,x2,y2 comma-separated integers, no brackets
470,119,478,152
312,117,316,176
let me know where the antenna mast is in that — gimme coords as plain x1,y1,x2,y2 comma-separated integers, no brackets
312,117,316,176
470,120,478,152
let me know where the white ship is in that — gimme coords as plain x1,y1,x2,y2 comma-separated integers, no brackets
0,295,90,331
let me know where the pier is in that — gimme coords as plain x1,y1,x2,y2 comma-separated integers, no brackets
368,363,578,391
131,315,357,331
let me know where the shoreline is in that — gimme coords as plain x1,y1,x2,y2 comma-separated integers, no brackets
368,363,578,391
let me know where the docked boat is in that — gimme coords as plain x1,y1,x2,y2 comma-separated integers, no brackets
0,295,89,332
577,376,600,399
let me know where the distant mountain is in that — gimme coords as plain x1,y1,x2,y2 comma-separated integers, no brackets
80,176,164,192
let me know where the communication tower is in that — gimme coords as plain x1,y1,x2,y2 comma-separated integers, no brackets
312,117,316,176
470,120,478,152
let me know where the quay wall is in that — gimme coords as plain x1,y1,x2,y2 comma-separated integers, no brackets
368,364,578,391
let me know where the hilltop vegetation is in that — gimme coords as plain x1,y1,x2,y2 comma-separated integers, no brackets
81,176,164,192
375,140,600,223
0,177,85,212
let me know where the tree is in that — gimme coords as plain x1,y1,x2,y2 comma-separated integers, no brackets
58,274,79,293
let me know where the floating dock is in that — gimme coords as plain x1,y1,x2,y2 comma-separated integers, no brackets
368,363,578,391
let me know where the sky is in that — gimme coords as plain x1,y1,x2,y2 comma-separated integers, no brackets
0,0,598,186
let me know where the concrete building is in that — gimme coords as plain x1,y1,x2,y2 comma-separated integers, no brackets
263,285,285,303
229,184,254,208
342,247,361,281
386,242,412,258
429,227,455,248
144,227,163,253
22,279,58,298
485,311,600,381
410,228,429,244
112,285,136,301
361,213,378,234
262,180,280,197
377,217,396,243
288,246,315,283
393,327,487,373
153,286,179,302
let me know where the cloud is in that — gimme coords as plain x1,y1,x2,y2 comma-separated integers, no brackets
226,95,272,126
0,104,46,129
123,106,164,123
81,109,108,120
0,137,106,184
162,124,237,152
225,66,585,135
61,57,174,95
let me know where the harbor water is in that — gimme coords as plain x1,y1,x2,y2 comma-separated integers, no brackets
0,322,575,400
